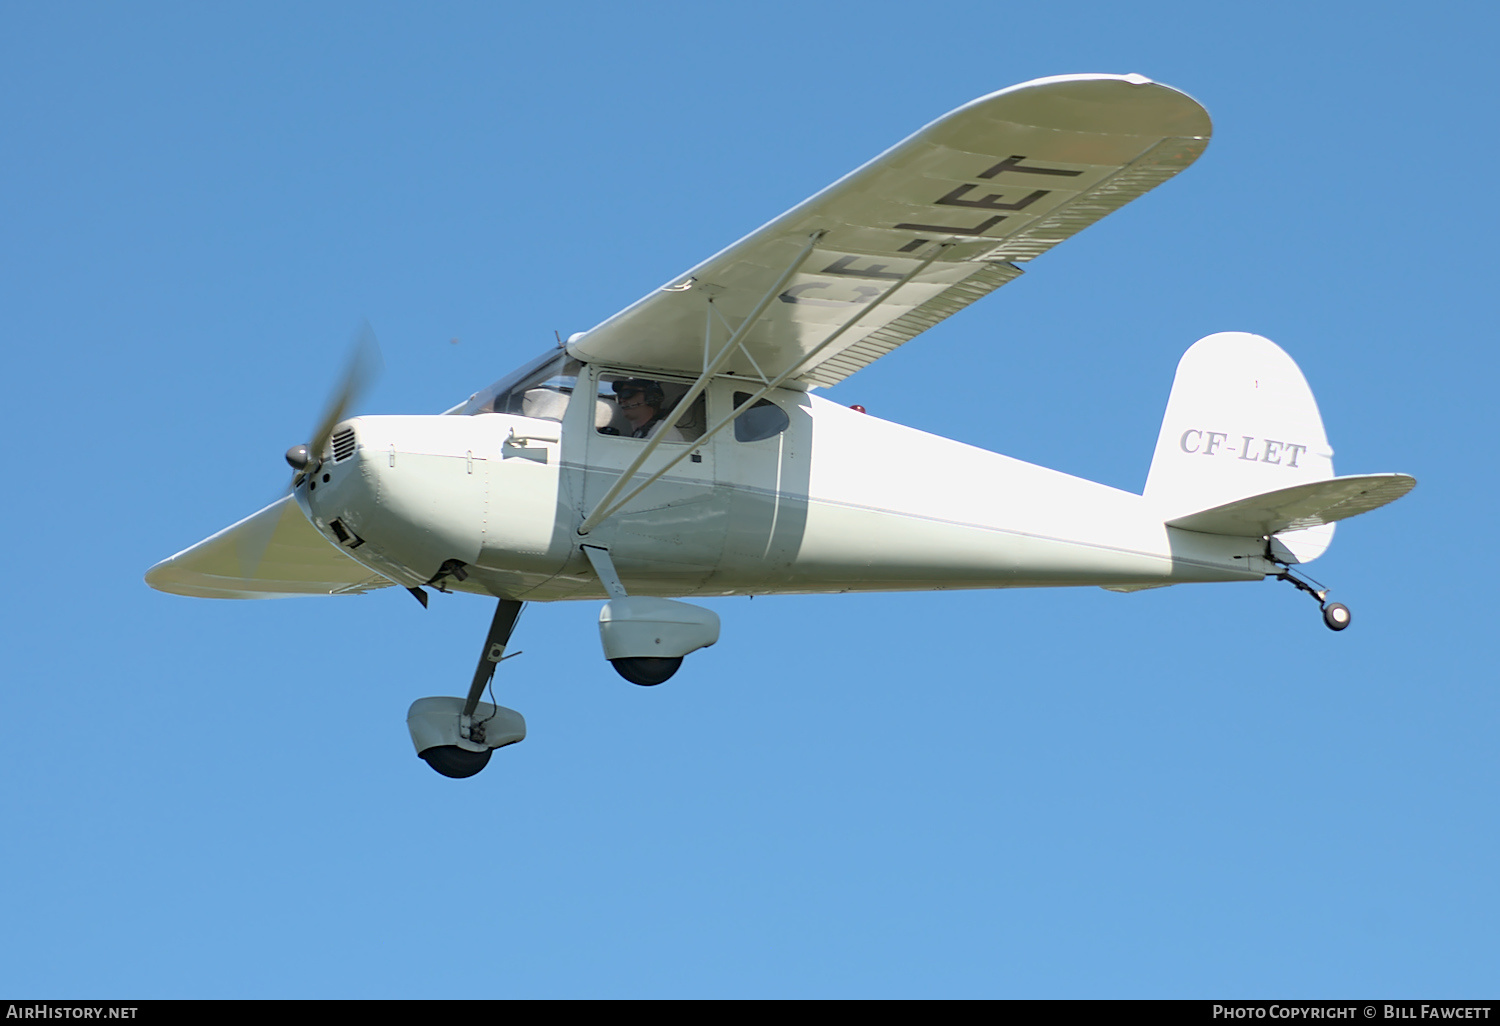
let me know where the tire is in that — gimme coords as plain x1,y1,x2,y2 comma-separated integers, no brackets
1322,603,1352,631
610,656,683,686
418,745,493,778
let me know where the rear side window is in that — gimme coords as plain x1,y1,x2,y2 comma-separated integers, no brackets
733,393,789,443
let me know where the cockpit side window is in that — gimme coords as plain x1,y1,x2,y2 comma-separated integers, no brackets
456,352,582,421
595,374,705,442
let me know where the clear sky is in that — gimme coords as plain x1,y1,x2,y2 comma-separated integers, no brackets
3,0,1495,999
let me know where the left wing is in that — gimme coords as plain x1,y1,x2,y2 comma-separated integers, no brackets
146,496,394,599
568,73,1211,388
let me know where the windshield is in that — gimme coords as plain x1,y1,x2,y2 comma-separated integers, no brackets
453,351,582,421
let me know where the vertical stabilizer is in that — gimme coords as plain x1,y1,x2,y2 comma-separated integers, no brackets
1145,332,1335,561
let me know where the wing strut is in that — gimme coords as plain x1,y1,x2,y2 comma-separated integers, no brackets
577,238,958,534
576,230,826,535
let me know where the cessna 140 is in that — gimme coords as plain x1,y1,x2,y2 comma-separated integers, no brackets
147,73,1415,778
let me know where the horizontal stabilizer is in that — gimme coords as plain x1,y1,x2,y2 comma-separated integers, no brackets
1166,473,1415,537
145,495,394,599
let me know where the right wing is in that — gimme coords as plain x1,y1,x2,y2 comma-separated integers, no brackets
145,495,394,599
568,73,1211,388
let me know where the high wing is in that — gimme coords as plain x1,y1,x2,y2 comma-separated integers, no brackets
568,74,1211,388
146,495,394,599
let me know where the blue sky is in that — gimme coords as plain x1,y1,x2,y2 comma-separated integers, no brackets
3,0,1496,999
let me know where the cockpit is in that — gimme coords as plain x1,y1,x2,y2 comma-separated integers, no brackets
454,349,789,445
454,350,709,443
454,350,582,421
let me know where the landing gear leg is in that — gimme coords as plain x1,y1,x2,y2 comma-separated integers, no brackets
412,598,527,778
462,599,525,720
1269,545,1351,632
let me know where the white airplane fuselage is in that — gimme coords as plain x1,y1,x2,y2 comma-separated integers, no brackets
294,369,1271,603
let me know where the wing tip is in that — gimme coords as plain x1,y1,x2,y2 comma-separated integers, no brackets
958,72,1212,139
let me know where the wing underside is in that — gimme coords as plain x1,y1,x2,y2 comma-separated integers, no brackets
145,495,393,599
569,74,1212,387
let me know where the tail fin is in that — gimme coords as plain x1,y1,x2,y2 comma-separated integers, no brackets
1145,332,1335,561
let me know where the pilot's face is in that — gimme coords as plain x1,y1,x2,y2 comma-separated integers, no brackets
618,391,657,429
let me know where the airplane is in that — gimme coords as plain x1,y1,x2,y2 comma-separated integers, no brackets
146,73,1415,779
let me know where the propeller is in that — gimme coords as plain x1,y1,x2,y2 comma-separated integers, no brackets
284,320,384,485
233,322,384,582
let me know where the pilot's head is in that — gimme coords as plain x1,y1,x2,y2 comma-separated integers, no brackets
612,379,665,430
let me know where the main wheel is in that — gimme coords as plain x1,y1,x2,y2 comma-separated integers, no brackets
611,656,683,686
1322,602,1352,631
418,745,493,778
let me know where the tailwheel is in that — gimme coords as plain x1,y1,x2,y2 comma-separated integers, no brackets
1322,602,1351,632
1270,545,1352,632
611,656,683,686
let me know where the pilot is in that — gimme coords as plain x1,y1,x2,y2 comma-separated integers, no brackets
610,379,670,438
